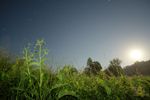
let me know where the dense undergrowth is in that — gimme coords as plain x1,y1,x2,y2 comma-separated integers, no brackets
0,40,150,100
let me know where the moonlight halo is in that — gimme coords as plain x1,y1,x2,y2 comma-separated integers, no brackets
129,49,143,61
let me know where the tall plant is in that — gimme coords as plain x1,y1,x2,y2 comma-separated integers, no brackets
34,39,48,99
14,39,49,100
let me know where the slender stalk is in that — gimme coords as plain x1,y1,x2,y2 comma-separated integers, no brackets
36,40,44,100
39,43,42,100
25,48,31,84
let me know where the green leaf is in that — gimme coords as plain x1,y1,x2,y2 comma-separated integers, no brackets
58,89,78,100
29,62,40,67
105,86,111,95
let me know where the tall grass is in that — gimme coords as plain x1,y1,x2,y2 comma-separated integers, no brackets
0,39,150,100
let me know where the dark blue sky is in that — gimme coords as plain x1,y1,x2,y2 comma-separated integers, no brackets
0,0,150,69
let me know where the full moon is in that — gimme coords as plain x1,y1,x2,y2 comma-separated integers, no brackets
129,49,143,61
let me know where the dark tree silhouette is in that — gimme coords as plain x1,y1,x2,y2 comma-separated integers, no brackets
84,57,102,75
87,57,93,66
106,58,124,76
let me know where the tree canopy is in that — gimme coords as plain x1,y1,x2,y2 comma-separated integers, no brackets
106,58,124,76
84,57,102,75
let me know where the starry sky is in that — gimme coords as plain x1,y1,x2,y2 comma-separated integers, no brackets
0,0,150,69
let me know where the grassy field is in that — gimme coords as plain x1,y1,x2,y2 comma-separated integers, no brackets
0,40,150,100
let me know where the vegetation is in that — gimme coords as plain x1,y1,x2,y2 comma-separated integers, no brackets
0,39,150,100
105,58,124,76
124,60,150,76
84,57,102,75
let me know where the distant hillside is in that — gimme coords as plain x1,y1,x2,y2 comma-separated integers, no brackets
124,60,150,76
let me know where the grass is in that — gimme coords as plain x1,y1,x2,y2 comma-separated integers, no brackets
0,39,150,100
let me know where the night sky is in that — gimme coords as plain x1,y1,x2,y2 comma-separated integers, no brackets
0,0,150,69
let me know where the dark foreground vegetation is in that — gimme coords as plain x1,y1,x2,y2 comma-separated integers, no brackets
0,40,150,100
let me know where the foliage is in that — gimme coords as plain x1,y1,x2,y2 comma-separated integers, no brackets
124,60,150,76
0,40,150,100
84,57,102,75
106,58,124,76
